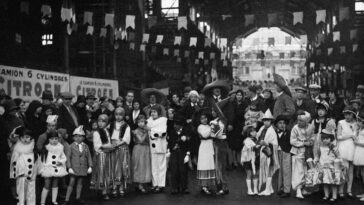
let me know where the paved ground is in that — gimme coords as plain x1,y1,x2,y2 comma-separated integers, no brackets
80,168,364,205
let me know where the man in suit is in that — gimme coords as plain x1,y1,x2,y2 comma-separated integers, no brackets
274,115,292,198
273,74,296,129
307,84,323,119
124,90,135,118
245,85,266,112
57,92,80,143
143,94,166,118
294,87,316,118
167,114,191,194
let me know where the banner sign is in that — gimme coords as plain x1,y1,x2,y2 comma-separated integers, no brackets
70,76,119,99
0,65,69,101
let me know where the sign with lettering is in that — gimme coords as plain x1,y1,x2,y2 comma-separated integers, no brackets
0,65,69,101
69,76,119,99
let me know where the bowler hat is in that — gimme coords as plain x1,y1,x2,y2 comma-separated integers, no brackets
42,90,53,100
2,99,19,114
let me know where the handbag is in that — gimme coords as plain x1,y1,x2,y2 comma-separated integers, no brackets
262,144,273,157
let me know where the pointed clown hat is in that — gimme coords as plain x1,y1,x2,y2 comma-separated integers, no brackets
73,125,85,136
262,109,274,120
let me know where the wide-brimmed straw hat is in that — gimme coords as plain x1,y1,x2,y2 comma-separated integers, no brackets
201,80,230,97
140,88,166,104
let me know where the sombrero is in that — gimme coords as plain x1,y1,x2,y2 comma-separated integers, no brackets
273,73,292,97
140,88,166,104
201,80,230,97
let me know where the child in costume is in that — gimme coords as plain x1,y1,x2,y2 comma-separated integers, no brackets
109,107,131,197
241,125,260,196
64,126,93,205
39,130,68,205
354,112,364,200
10,127,37,205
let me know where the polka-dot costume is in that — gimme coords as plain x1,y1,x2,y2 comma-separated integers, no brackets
39,143,68,178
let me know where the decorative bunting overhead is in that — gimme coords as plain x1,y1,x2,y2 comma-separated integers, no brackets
316,10,326,24
350,29,357,40
156,35,163,44
221,53,226,60
142,34,150,43
328,48,333,55
189,37,197,47
198,51,204,59
204,38,211,47
353,44,358,52
174,36,181,45
220,38,227,49
126,15,136,29
223,60,228,67
293,12,303,25
333,31,340,42
100,28,107,38
140,44,146,52
339,7,349,22
148,16,157,28
174,49,179,57
177,57,181,63
300,35,307,45
268,37,275,46
267,13,278,27
195,59,200,65
340,46,346,54
222,14,232,21
163,48,169,55
245,14,254,27
61,8,73,22
86,26,94,35
15,33,22,44
84,11,93,25
210,52,215,59
41,5,51,17
177,16,187,30
129,42,135,50
20,1,29,14
105,13,114,28
184,50,190,58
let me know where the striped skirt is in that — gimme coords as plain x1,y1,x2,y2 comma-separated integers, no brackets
111,145,131,186
90,152,113,191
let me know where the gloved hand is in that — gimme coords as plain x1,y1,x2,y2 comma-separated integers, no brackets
69,168,75,175
87,167,92,174
166,150,171,158
181,136,187,142
184,155,190,164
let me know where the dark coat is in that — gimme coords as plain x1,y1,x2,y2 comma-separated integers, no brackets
275,129,292,153
273,93,296,129
57,104,80,143
25,100,46,140
93,107,112,120
167,127,191,155
66,142,93,176
127,110,143,130
328,98,345,123
295,98,316,117
245,96,266,112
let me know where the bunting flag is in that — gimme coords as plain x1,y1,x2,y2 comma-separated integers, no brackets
328,48,333,55
245,14,254,27
129,42,135,50
205,38,211,47
184,50,190,58
190,37,197,47
126,15,136,29
223,60,228,67
67,23,72,35
268,13,278,27
177,16,187,30
84,11,93,25
340,46,346,54
115,30,122,40
140,44,146,52
86,26,94,35
61,8,72,22
353,44,358,52
210,52,215,59
41,5,51,17
20,1,29,14
350,29,357,40
221,53,226,60
317,33,325,44
142,34,150,43
300,35,307,45
177,57,182,63
339,7,349,22
151,46,156,54
204,59,209,65
293,12,303,25
285,36,291,45
100,28,107,37
220,38,227,49
148,16,157,28
156,35,163,44
198,51,204,59
174,36,181,45
105,13,114,28
15,33,22,44
268,37,275,46
163,48,169,55
194,59,200,65
128,32,135,41
316,10,326,24
121,30,127,40
174,49,179,57
333,31,340,42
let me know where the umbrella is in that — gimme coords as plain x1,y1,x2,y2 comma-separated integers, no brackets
140,88,166,104
201,80,231,97
273,73,292,97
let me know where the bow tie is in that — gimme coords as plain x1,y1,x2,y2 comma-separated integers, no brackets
276,130,284,134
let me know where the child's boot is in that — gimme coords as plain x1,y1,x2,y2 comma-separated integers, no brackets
246,179,254,195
